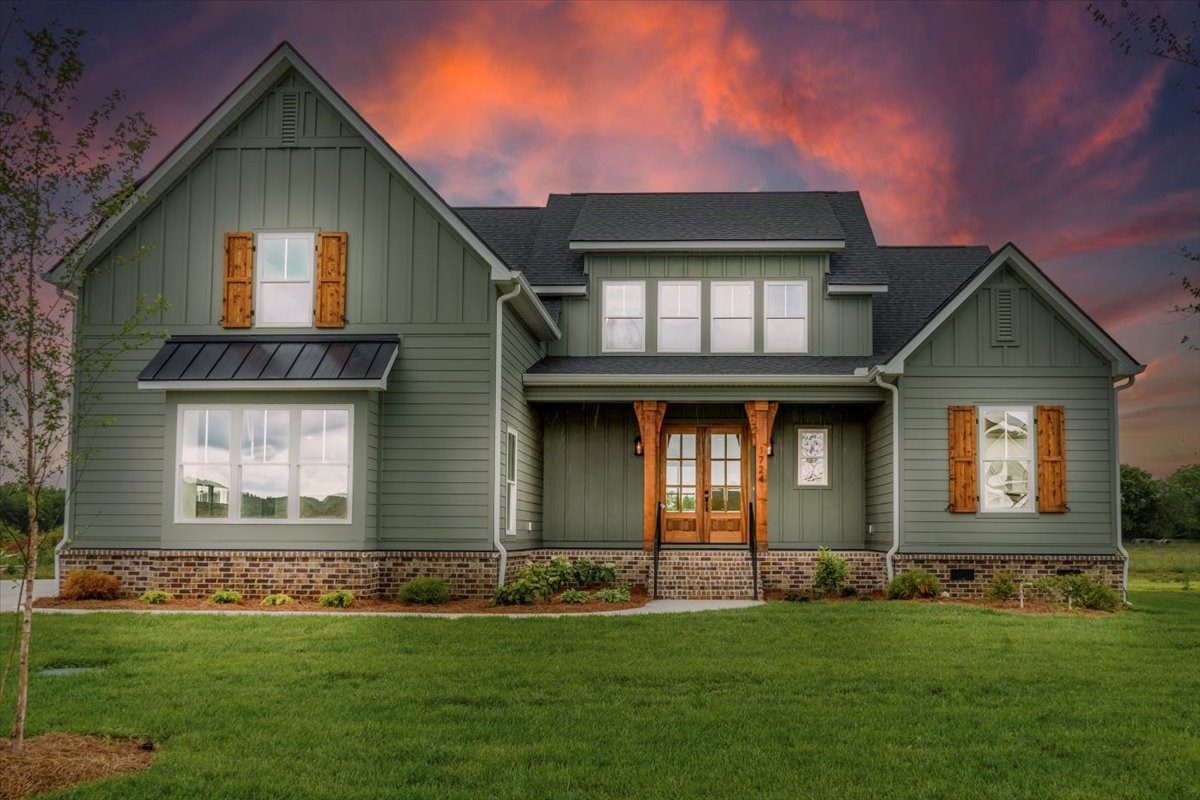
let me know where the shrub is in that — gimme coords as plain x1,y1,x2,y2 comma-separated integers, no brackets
595,586,631,603
60,570,121,601
559,589,591,604
570,558,618,587
397,577,451,605
138,589,173,605
261,593,293,607
1032,573,1119,612
985,571,1019,601
886,570,943,600
493,560,569,605
319,589,355,608
783,590,810,602
210,589,243,605
812,547,850,597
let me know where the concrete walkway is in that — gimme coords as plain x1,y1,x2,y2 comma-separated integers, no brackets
0,578,58,613
31,597,765,619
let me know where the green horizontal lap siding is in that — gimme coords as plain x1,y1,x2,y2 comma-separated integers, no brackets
366,392,379,545
500,307,545,551
768,406,867,549
81,69,492,331
70,341,166,549
378,333,493,550
900,270,1116,554
546,253,871,357
158,390,372,549
864,395,894,551
542,404,642,548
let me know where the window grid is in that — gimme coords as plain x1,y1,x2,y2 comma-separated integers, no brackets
710,281,755,353
256,232,314,328
657,281,701,352
764,281,809,353
602,281,646,352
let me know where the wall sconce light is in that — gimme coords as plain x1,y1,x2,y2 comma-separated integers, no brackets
767,437,775,457
634,435,644,457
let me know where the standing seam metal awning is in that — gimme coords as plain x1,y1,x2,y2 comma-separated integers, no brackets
136,335,400,390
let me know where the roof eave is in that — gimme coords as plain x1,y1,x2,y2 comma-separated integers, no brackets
568,240,846,252
523,373,876,387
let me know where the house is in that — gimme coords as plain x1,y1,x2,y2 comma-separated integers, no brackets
51,43,1144,600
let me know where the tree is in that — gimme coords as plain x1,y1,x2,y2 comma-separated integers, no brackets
0,21,159,753
1161,464,1200,538
1120,463,1165,540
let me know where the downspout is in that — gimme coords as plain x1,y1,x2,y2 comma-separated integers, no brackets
1113,376,1135,605
54,284,80,589
492,280,523,586
874,373,901,581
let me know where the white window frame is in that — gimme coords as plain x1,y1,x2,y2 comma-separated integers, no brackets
978,405,1036,514
601,280,646,353
763,280,809,353
505,426,518,536
710,281,755,353
175,403,353,524
255,231,315,328
795,426,830,487
657,281,701,353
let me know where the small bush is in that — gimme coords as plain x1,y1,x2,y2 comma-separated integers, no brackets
559,589,591,604
319,589,354,608
398,577,451,605
886,570,943,600
138,589,173,605
812,547,850,597
1032,573,1119,612
595,586,631,603
783,590,810,602
570,558,618,587
493,560,568,605
261,593,293,607
986,571,1019,601
210,589,242,605
60,570,121,601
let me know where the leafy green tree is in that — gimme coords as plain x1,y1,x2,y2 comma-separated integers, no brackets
1161,464,1200,538
0,21,159,753
0,483,64,533
1120,464,1165,539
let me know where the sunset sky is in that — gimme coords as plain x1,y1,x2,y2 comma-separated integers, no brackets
12,0,1200,475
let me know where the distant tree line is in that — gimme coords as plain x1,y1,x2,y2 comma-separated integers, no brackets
0,484,66,535
1121,464,1200,540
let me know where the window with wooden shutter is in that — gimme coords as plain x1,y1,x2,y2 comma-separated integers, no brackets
314,232,348,328
948,405,978,512
1036,405,1068,512
222,232,254,328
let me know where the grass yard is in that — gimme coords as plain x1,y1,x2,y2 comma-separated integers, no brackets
2,556,1197,799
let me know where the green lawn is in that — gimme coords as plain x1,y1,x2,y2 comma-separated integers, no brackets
1127,539,1200,586
3,576,1198,799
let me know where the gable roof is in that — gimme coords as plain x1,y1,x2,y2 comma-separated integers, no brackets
47,43,559,339
880,242,1143,377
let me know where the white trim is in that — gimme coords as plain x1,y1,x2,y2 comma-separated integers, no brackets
879,244,1142,377
173,403,354,525
139,378,388,391
600,280,646,353
570,239,845,252
524,373,875,387
763,280,810,354
531,284,587,296
656,281,701,353
828,284,888,295
505,425,518,537
795,426,831,487
977,405,1036,515
710,281,755,354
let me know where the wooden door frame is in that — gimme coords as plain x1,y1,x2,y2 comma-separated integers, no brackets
659,423,749,544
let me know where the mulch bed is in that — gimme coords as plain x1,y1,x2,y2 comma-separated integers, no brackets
35,586,650,615
0,733,155,800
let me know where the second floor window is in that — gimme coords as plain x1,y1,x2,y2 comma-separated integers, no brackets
764,281,808,352
603,281,645,352
658,282,700,352
257,232,314,326
711,282,754,353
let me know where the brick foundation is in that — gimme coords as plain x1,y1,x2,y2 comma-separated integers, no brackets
892,553,1125,599
58,548,1126,601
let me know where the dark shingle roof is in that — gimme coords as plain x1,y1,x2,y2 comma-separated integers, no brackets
825,192,888,285
455,207,542,271
566,192,845,242
527,355,876,376
873,246,992,357
138,335,399,383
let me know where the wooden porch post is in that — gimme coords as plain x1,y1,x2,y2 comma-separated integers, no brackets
633,401,668,551
745,401,779,550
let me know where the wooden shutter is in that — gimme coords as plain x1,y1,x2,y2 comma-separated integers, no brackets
314,231,348,328
1037,405,1068,512
948,405,978,513
222,232,254,328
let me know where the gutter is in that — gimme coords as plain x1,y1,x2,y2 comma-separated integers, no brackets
1113,376,1136,605
492,280,524,586
874,372,901,581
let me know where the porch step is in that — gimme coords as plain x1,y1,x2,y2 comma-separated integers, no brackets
649,550,757,600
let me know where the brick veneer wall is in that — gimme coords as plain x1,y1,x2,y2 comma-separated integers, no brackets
58,548,1126,601
893,554,1125,599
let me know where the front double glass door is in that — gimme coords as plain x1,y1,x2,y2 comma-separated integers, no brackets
661,426,748,544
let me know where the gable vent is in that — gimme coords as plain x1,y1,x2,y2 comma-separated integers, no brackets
993,288,1016,344
279,92,299,147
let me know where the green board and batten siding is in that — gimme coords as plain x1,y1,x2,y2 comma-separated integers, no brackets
71,69,502,552
548,253,872,357
897,268,1118,555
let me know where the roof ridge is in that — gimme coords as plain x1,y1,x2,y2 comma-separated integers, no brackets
563,190,855,197
880,244,989,250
